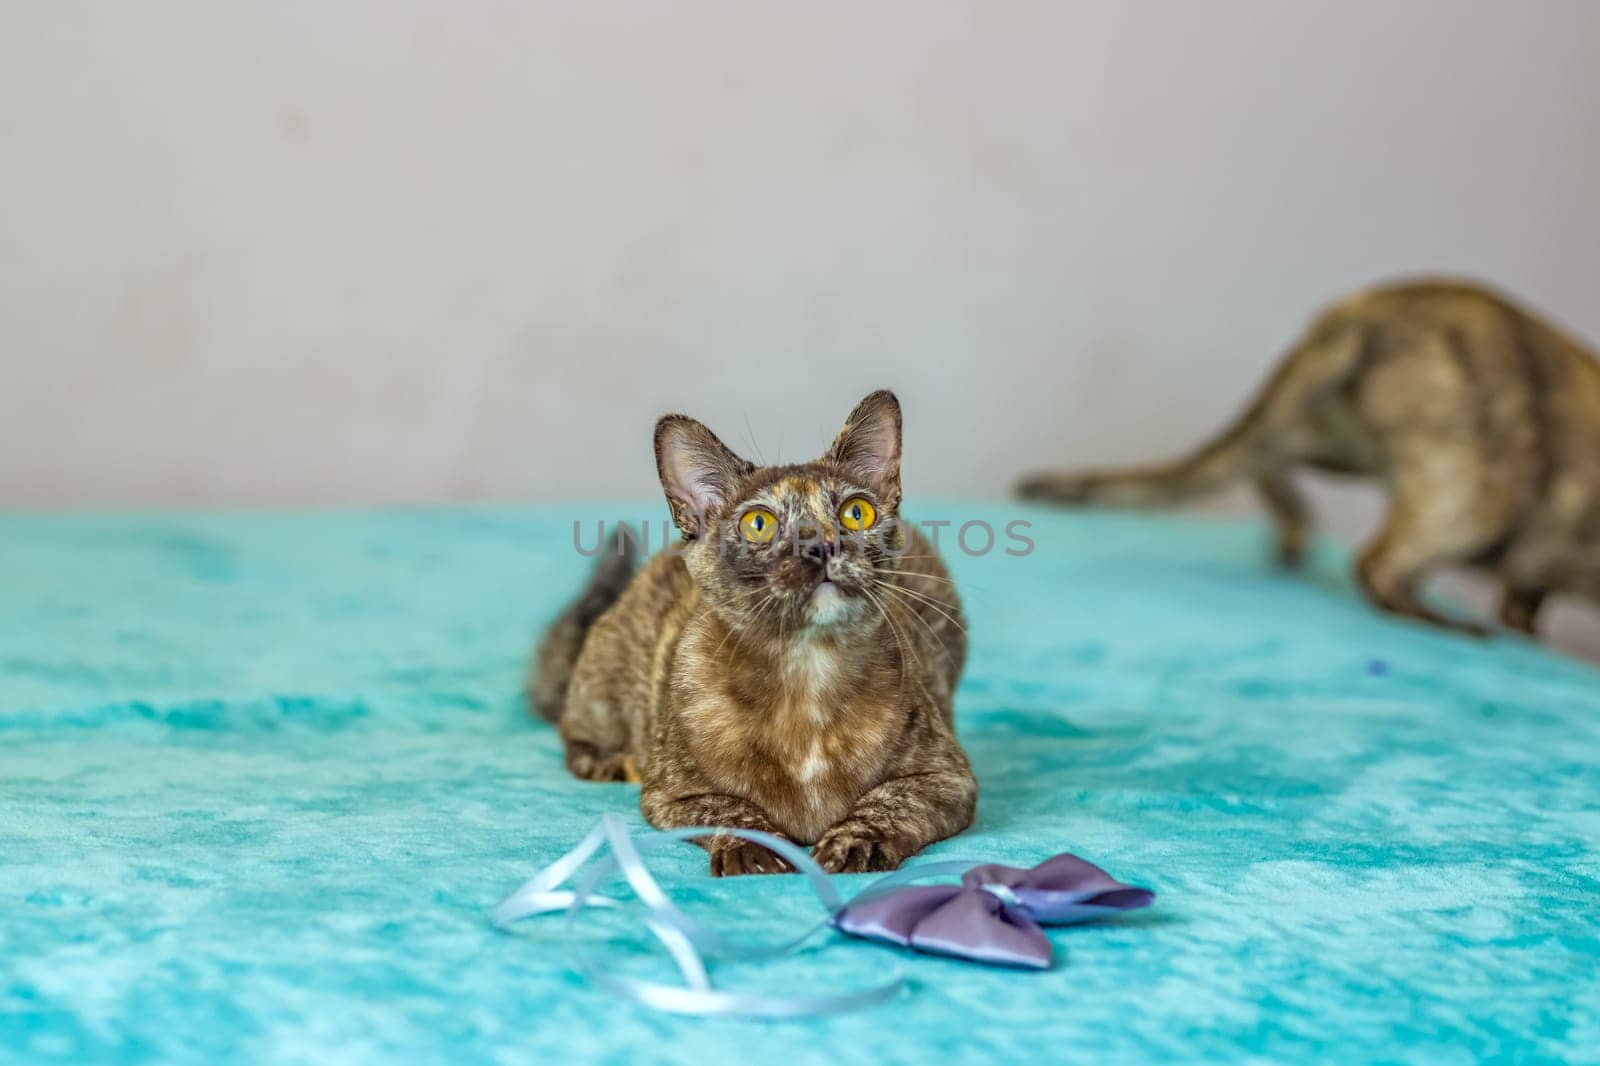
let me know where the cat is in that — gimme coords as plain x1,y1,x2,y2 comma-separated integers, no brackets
1018,278,1600,637
530,390,976,875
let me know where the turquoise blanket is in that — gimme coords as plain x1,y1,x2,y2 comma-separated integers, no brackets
4,506,1597,1063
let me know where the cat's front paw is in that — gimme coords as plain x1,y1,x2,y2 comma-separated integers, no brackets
708,836,794,877
812,824,912,874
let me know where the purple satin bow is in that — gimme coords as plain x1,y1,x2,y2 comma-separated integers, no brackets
831,853,1153,969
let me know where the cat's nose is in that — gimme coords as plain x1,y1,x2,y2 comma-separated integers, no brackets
800,530,836,563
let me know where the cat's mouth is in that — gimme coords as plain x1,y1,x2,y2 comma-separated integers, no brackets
807,577,858,625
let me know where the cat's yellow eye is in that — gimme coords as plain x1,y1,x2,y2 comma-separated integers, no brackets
739,508,778,543
838,496,877,532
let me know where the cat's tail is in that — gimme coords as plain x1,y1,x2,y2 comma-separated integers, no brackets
1015,315,1368,508
526,528,638,724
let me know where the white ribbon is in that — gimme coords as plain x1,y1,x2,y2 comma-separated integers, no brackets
492,814,977,1017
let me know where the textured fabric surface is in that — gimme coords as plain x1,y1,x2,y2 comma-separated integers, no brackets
3,505,1598,1064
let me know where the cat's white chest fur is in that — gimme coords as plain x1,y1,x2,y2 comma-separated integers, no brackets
779,641,839,720
776,641,849,817
796,740,830,782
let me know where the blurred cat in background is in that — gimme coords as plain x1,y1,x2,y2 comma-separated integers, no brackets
531,391,976,875
1019,279,1600,637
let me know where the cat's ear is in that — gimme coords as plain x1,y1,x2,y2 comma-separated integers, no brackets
826,390,902,508
655,415,754,538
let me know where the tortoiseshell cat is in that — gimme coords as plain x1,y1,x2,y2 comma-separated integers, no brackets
1019,279,1600,636
530,391,976,876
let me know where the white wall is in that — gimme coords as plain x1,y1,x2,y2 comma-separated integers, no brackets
3,1,1599,651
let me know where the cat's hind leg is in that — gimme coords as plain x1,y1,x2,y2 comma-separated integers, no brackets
1357,521,1490,635
558,704,636,782
558,664,638,783
1354,441,1514,636
1254,467,1312,568
561,740,638,783
1498,585,1548,635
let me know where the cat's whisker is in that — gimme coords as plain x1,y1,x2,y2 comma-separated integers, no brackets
710,595,756,664
874,568,959,583
715,590,778,667
861,585,910,693
740,592,783,658
879,557,994,585
878,587,956,669
874,568,994,596
709,618,739,666
740,411,768,466
868,586,940,706
881,582,969,634
880,594,966,678
886,595,944,706
880,575,959,605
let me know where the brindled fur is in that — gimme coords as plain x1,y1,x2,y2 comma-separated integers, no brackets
1018,279,1600,636
530,390,976,876
527,528,638,724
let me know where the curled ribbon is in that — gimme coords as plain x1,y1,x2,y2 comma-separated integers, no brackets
491,814,1152,1017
